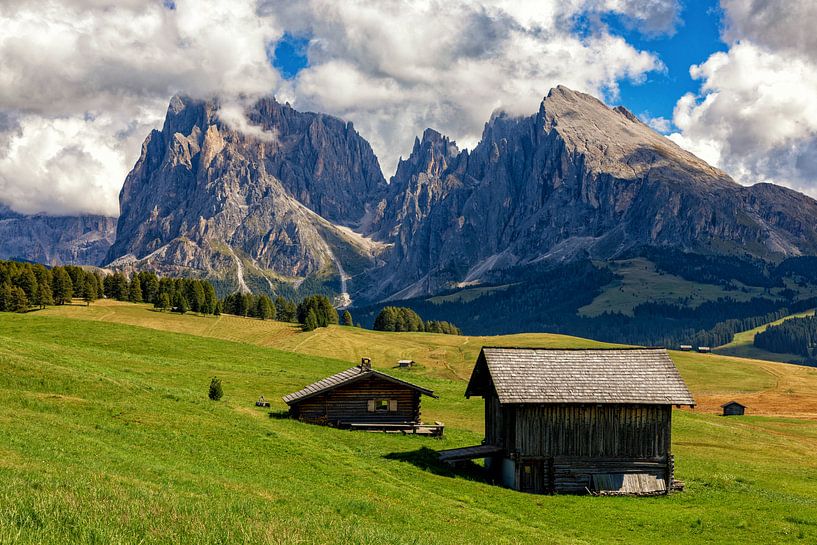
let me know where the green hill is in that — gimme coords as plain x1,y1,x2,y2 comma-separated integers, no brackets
715,309,816,364
2,309,817,543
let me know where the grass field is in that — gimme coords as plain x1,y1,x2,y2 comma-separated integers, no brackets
4,306,817,543
578,258,768,317
40,300,618,381
715,309,816,364
40,300,817,418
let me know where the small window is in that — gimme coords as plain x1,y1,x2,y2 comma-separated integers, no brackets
368,399,398,412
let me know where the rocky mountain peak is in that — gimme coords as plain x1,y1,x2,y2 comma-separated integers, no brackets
106,95,389,296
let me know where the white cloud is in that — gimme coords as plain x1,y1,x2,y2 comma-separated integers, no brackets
270,0,663,175
640,114,672,133
0,0,665,216
0,0,281,216
668,1,817,196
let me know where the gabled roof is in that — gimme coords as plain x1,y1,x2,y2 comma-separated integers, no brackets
720,400,746,408
282,365,437,405
466,347,695,406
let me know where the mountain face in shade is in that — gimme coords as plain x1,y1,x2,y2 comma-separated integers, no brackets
370,86,817,299
106,95,389,297
104,87,817,304
0,204,116,266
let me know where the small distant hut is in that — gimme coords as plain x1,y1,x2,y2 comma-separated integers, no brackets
721,401,746,416
679,345,693,351
439,347,695,495
282,358,442,434
397,359,415,368
697,346,711,353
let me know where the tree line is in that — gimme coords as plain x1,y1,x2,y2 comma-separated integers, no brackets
754,314,817,358
373,306,461,335
0,260,103,312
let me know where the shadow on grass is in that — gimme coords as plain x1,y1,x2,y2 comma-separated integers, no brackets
268,410,291,420
384,447,493,484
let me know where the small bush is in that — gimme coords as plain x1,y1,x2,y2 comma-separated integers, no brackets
208,377,223,401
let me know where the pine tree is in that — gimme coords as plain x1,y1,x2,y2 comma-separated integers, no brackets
256,295,274,320
10,286,28,312
203,283,217,315
83,277,98,306
155,292,170,311
0,283,12,312
17,268,38,301
36,281,54,308
174,292,190,314
275,296,297,322
342,310,353,326
112,272,129,301
128,276,143,303
52,268,73,305
208,377,223,401
140,272,160,304
95,273,105,299
303,309,319,332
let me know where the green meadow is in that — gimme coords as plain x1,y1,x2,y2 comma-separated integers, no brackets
2,310,817,544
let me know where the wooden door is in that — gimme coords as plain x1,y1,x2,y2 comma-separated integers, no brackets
518,461,545,494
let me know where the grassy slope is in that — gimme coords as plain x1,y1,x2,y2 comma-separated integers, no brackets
41,301,817,419
578,258,769,317
41,301,619,381
715,309,816,364
3,313,817,544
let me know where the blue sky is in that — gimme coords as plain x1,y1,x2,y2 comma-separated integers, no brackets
273,1,728,135
608,0,727,131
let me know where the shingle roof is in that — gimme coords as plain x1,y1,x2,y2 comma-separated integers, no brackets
466,347,695,406
282,365,436,405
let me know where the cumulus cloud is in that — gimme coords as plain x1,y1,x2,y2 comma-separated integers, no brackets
594,0,681,36
668,1,817,196
268,0,663,175
0,0,664,216
0,0,281,216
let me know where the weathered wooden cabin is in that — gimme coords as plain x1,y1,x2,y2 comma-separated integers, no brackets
440,347,695,495
282,358,441,434
721,401,746,416
397,359,415,368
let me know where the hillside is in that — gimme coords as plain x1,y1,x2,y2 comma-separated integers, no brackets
2,311,817,543
40,300,817,417
716,309,817,363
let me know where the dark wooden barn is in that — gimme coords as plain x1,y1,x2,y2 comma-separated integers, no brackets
282,359,442,434
440,347,695,495
721,401,746,416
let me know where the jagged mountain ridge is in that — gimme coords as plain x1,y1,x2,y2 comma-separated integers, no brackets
104,87,817,303
106,95,389,297
370,86,817,299
0,204,116,266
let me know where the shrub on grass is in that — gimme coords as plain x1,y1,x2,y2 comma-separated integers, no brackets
208,377,223,401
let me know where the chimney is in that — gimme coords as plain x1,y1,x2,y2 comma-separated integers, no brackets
360,357,371,371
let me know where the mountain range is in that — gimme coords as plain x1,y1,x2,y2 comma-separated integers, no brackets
0,204,116,266
5,85,817,337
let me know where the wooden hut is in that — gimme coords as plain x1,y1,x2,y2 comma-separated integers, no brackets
440,347,695,495
282,358,442,434
679,345,693,351
697,346,711,353
397,359,415,368
721,401,746,416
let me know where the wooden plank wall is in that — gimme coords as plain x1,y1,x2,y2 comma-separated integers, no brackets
484,394,504,448
549,457,668,494
291,377,421,424
508,404,672,459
